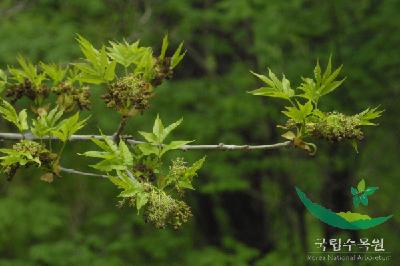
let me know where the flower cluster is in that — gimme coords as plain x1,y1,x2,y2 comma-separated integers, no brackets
102,75,153,114
144,188,192,229
5,79,49,104
6,80,91,112
307,112,364,142
250,57,382,152
169,157,187,178
53,82,91,111
151,57,173,86
117,181,192,229
2,140,57,180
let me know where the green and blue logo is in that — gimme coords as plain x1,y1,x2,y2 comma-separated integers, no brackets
296,179,392,230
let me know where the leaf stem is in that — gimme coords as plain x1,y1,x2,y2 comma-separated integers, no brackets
56,141,67,163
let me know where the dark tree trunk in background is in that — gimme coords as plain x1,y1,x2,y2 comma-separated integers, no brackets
193,193,221,246
220,174,274,253
321,146,360,242
276,171,308,255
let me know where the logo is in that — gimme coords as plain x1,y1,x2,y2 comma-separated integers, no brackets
295,179,392,230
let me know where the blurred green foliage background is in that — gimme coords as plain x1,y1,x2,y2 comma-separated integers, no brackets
0,0,399,265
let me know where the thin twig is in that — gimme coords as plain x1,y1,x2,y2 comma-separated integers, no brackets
60,166,108,178
113,115,129,142
0,132,292,151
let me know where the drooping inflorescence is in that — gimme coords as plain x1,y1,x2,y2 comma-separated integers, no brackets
144,189,192,229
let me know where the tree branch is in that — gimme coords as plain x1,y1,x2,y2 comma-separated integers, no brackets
0,132,292,151
60,166,108,178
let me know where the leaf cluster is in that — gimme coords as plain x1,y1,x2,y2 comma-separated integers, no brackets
0,34,185,115
0,35,194,229
0,98,89,180
0,99,28,132
138,115,192,157
81,136,133,172
250,57,383,153
100,35,185,115
0,140,57,181
81,115,205,228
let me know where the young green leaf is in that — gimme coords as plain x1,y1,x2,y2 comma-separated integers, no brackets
356,107,384,126
76,34,97,58
8,56,46,87
81,137,133,172
135,193,149,212
137,143,159,156
0,99,29,132
298,57,345,103
0,69,7,93
40,63,67,85
18,110,28,132
133,48,156,80
160,34,169,60
171,42,186,69
319,57,345,96
162,118,183,141
110,173,139,195
138,131,158,143
298,78,318,103
152,114,164,142
31,106,64,137
138,116,190,157
179,156,206,189
107,40,144,68
51,112,89,142
145,115,183,144
166,156,206,191
0,148,41,168
75,35,116,84
249,69,295,100
109,171,149,212
160,140,193,156
282,101,313,123
66,66,82,85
